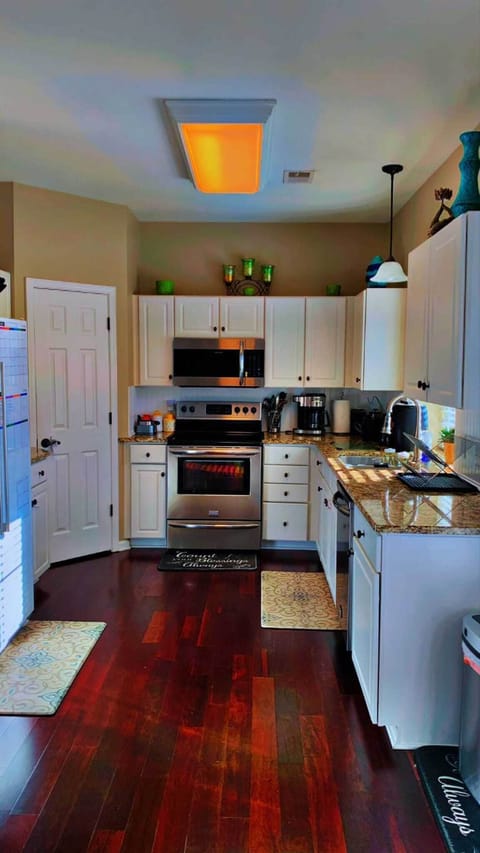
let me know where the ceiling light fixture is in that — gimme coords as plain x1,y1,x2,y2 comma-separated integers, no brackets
369,164,408,284
164,99,276,194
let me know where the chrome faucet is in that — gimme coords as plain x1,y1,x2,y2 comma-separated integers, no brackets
381,394,422,462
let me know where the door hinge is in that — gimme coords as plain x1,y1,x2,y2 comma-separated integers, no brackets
109,412,112,425
110,504,113,517
107,316,111,331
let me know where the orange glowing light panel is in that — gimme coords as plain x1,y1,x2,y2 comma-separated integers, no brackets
180,123,263,194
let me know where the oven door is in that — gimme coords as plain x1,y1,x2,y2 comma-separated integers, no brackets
167,446,262,550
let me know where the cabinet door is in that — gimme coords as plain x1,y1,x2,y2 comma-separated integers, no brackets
265,298,305,386
318,483,337,602
304,297,346,387
138,296,174,385
32,484,49,581
427,215,466,408
346,292,365,388
362,289,406,391
403,241,429,401
351,540,380,724
174,297,219,337
130,464,166,538
220,297,264,337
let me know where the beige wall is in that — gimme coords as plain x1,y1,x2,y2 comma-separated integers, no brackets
0,183,14,274
2,183,136,437
138,222,387,297
395,122,480,263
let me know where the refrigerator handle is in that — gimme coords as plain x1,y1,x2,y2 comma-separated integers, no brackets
0,361,9,533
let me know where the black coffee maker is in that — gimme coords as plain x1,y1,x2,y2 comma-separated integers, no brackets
293,394,330,436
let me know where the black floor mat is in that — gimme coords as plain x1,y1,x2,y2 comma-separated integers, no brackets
414,745,480,851
158,550,257,570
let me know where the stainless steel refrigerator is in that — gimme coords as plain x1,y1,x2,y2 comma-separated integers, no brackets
0,318,33,653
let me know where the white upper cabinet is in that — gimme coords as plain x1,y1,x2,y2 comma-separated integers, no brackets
404,212,480,408
265,298,305,386
174,296,219,337
345,288,406,391
265,296,346,387
304,297,346,387
136,295,174,386
174,296,264,338
220,297,264,337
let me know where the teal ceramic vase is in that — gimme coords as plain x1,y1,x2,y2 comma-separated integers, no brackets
451,131,480,217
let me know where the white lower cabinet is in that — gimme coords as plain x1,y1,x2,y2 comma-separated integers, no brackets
351,511,380,723
31,460,50,581
310,448,338,601
350,503,480,749
262,445,309,541
130,445,167,539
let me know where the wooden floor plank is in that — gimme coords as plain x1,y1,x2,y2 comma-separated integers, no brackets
248,676,282,853
0,549,444,852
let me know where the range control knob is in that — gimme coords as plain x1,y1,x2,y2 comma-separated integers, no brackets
234,406,241,414
243,406,248,414
180,405,187,413
251,406,257,414
189,405,195,412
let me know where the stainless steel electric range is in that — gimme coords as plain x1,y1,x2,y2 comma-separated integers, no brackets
166,401,263,550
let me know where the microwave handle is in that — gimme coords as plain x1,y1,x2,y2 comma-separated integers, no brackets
239,339,245,386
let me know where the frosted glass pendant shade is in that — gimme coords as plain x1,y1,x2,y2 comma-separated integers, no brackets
369,260,408,284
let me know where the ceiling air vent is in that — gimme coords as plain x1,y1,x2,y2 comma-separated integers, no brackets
283,170,315,184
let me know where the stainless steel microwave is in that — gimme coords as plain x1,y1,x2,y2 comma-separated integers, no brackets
173,337,265,387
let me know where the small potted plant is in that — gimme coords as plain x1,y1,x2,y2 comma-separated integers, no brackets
440,427,455,465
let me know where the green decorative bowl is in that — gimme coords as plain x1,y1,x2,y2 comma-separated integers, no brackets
155,279,175,295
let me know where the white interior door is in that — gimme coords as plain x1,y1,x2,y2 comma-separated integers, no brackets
29,284,114,563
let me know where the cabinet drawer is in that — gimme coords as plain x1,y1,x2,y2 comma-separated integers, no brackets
130,444,166,464
263,482,309,503
263,445,310,466
31,461,48,487
262,502,308,541
353,505,380,569
263,464,309,485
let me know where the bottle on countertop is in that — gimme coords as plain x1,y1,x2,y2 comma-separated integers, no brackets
151,409,163,433
163,402,176,434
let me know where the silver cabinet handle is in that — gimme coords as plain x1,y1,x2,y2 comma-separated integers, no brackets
168,521,259,530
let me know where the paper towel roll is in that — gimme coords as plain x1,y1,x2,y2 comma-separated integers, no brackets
333,400,351,434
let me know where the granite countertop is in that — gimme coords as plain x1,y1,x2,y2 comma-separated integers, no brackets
119,431,480,534
264,432,480,535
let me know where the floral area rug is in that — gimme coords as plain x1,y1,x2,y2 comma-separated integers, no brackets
0,620,106,715
261,571,347,630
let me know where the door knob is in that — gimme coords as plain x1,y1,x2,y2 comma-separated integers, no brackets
40,437,61,449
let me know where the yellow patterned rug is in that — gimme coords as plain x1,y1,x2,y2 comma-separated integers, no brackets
261,571,347,630
0,620,106,715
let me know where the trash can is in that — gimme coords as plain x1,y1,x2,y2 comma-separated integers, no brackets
459,613,480,803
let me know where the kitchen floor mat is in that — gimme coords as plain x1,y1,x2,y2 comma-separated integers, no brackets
261,571,347,630
158,550,257,570
414,745,480,852
0,620,106,715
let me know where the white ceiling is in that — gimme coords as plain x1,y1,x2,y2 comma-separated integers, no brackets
0,0,479,223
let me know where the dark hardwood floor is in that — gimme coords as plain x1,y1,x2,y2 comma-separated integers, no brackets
0,549,443,852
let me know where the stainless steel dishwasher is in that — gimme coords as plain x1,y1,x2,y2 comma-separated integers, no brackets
332,480,354,649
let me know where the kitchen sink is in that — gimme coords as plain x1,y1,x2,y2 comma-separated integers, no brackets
337,454,399,469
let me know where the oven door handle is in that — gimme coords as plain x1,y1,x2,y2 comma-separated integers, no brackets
168,521,260,530
168,448,261,457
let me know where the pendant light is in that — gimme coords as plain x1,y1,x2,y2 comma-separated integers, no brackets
369,164,408,284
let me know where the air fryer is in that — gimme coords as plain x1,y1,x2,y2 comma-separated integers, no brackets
390,402,418,451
